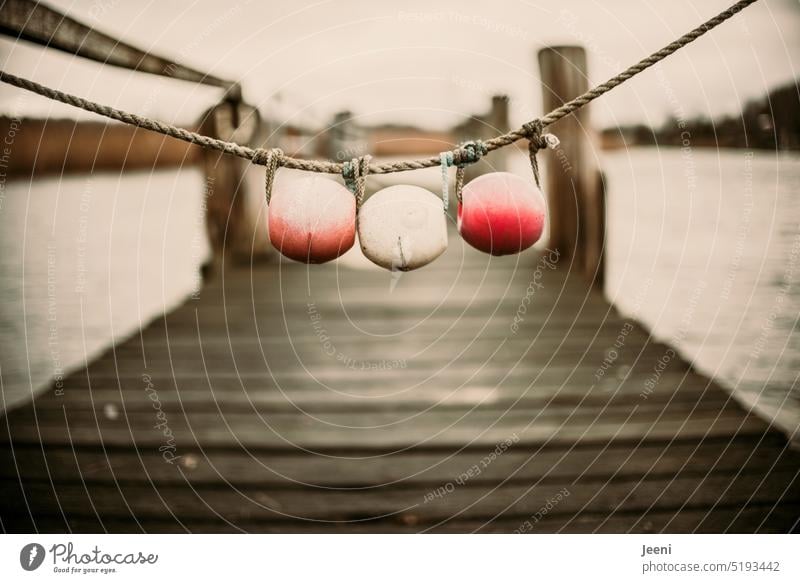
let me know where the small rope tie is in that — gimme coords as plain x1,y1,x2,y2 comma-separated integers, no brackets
439,151,454,211
521,120,559,188
342,155,372,208
253,147,284,204
443,140,488,205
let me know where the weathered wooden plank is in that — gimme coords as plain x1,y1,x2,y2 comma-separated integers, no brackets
109,332,653,355
35,376,727,413
2,405,770,451
107,330,658,352
2,469,797,525
46,365,697,395
1,437,794,487
79,345,685,376
4,502,797,534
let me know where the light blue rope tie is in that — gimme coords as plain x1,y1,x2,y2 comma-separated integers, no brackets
440,141,488,208
439,151,454,211
342,159,356,193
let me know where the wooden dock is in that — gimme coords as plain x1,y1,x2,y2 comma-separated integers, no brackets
2,234,799,533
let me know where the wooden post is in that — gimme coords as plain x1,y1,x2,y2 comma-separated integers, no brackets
198,100,268,268
538,46,605,288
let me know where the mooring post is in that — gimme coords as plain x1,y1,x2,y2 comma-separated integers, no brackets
198,99,267,270
538,46,605,288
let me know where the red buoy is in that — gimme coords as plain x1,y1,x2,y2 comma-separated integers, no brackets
458,172,545,256
268,174,355,263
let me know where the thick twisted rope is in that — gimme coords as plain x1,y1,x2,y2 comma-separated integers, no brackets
0,0,758,176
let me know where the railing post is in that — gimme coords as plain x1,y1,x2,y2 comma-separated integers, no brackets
198,100,267,269
538,46,605,289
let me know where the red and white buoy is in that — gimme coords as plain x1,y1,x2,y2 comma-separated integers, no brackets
358,185,448,271
268,174,356,263
458,172,546,256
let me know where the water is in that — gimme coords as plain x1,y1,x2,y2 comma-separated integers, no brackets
0,169,209,412
602,147,800,439
1,149,799,439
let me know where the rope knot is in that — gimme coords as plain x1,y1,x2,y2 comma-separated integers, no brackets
342,155,372,208
256,148,284,205
522,120,560,151
452,140,488,167
521,120,558,188
522,120,547,150
441,140,488,208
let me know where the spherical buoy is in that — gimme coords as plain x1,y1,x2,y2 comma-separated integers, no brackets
458,172,546,256
268,174,356,263
358,185,448,271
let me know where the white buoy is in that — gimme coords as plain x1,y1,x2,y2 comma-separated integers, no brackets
358,185,448,271
268,173,356,263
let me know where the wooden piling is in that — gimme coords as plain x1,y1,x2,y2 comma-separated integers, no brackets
538,46,605,288
198,100,268,267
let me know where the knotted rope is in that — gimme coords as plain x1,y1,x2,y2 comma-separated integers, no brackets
253,147,284,204
342,155,372,208
0,0,759,178
521,121,560,188
439,140,489,209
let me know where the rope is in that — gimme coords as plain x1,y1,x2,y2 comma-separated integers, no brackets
253,148,284,204
0,0,758,177
441,139,489,209
455,141,489,203
521,120,560,187
342,155,372,208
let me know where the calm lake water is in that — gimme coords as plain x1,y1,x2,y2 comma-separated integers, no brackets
1,148,799,438
0,169,209,412
603,147,800,439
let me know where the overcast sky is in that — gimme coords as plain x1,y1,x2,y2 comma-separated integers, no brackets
1,0,798,131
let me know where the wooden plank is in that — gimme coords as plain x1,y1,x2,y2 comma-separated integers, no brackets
2,405,771,451
1,469,797,524
113,326,649,348
3,503,798,533
1,437,795,487
79,346,686,376
36,377,728,412
46,363,696,391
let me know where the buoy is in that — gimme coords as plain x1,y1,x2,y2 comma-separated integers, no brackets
268,174,355,263
358,185,448,271
458,172,546,256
